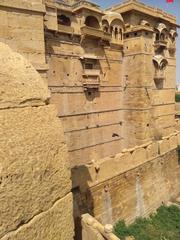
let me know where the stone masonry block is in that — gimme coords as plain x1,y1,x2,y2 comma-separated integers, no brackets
0,105,71,238
1,193,74,240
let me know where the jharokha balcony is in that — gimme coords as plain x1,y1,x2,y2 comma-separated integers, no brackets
154,70,165,80
58,24,74,34
82,69,100,89
154,39,167,48
102,32,112,41
81,26,104,39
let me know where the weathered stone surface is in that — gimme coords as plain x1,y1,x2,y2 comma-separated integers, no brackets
0,43,49,109
158,139,170,155
1,193,74,240
0,42,73,239
0,101,72,238
0,0,179,239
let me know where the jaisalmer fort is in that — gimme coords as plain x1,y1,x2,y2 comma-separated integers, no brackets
0,0,180,239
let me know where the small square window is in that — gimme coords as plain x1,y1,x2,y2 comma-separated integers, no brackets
85,63,93,69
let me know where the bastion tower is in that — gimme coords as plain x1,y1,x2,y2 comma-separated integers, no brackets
108,0,178,147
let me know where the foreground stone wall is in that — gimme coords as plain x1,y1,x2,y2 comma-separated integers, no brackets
0,43,74,240
73,133,180,230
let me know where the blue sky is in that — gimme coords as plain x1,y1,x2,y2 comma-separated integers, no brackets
91,0,180,83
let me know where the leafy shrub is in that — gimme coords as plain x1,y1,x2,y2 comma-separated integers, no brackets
175,94,180,102
114,205,180,240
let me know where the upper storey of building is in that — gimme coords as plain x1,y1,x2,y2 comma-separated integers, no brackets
44,0,125,48
107,0,178,26
107,0,179,39
44,0,179,49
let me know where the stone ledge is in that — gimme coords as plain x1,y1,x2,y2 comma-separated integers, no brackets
0,193,74,240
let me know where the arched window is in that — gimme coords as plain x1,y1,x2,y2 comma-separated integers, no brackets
110,26,113,34
169,30,178,43
160,33,165,41
115,27,118,39
102,20,109,33
119,28,123,40
58,15,71,26
171,36,175,43
155,31,159,41
85,16,100,29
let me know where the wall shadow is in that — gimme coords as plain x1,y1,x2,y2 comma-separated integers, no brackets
71,165,94,240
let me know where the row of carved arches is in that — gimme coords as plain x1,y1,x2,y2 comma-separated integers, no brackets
57,13,124,41
140,20,178,44
102,12,124,41
57,14,101,28
155,23,178,43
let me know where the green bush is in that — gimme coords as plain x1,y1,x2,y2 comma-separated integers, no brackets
114,205,180,240
175,94,180,102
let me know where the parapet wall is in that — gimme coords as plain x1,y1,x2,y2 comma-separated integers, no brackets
73,132,180,228
0,43,74,240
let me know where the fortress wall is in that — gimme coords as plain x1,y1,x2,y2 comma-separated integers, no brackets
122,34,154,148
0,43,74,240
46,37,125,167
72,133,180,226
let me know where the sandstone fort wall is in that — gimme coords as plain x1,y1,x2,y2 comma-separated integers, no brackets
73,133,180,230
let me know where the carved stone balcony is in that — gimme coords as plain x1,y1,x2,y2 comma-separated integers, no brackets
81,26,103,39
154,40,167,48
102,32,112,41
58,24,74,34
111,39,123,46
154,71,165,80
82,69,100,89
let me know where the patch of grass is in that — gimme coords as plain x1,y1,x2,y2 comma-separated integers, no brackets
114,205,180,240
175,94,180,102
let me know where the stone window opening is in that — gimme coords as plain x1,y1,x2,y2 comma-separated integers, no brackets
114,27,118,39
85,63,93,69
83,59,99,70
171,36,175,43
58,14,71,26
169,30,178,43
85,16,100,29
160,32,165,41
155,32,159,41
102,20,109,33
119,28,123,40
103,26,109,33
